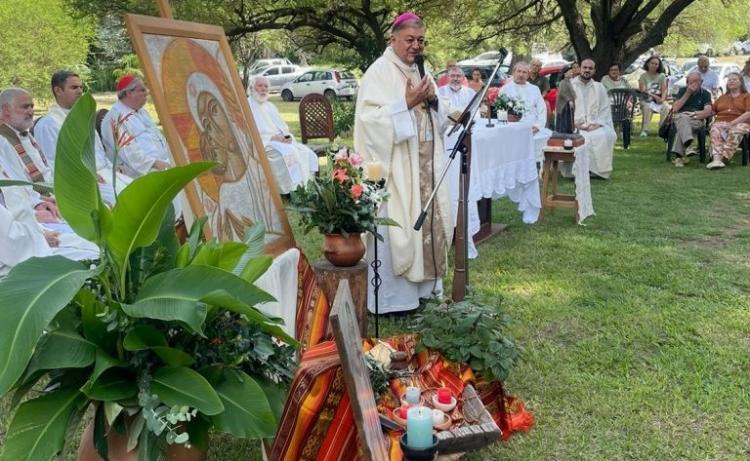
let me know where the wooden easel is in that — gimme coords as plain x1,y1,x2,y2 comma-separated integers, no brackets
156,0,172,18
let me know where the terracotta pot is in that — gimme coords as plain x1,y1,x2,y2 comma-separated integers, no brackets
508,114,521,122
322,233,365,267
78,419,206,461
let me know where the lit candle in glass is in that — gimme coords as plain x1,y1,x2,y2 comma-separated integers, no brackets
406,406,433,448
404,386,420,405
364,161,384,181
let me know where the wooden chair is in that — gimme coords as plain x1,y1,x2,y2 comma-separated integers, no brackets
608,89,637,149
299,94,335,155
95,108,109,138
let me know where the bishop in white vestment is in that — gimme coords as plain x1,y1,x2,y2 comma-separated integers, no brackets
354,14,453,313
101,76,172,178
571,59,616,179
499,62,552,162
247,76,318,194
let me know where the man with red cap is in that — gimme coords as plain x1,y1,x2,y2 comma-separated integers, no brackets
101,74,171,177
354,12,452,314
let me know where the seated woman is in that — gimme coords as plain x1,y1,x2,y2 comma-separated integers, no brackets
638,56,669,137
707,72,750,170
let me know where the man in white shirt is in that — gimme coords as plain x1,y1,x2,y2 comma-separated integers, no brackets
101,75,171,177
572,59,616,179
247,76,318,194
34,70,130,204
499,61,552,162
696,55,719,98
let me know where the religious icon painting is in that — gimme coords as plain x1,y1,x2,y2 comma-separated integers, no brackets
124,14,294,254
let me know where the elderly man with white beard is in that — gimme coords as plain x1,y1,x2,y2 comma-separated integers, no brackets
499,61,552,162
247,76,318,194
0,88,53,185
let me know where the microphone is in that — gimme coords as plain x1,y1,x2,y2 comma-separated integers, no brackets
498,48,508,62
415,54,426,79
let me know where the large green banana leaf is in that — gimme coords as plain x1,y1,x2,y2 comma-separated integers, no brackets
0,386,87,461
0,256,96,396
209,369,276,438
151,366,224,416
54,92,108,243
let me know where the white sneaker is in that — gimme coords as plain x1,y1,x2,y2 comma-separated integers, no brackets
640,131,648,137
685,146,697,157
706,159,725,169
673,157,685,167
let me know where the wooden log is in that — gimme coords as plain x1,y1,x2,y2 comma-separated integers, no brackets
313,259,368,337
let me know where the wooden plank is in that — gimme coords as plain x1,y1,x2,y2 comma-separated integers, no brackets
435,385,501,454
330,280,389,461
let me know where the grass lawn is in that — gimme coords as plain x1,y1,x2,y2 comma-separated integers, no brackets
3,98,749,459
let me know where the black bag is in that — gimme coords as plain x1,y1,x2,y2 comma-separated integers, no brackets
658,110,674,140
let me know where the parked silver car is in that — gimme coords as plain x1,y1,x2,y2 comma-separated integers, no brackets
280,69,358,101
250,65,306,92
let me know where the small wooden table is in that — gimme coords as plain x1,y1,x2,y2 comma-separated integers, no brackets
540,147,578,223
313,260,368,337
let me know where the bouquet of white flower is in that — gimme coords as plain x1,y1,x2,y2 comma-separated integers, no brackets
494,93,528,118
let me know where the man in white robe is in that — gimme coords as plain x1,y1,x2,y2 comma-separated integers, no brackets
354,12,453,313
34,70,131,204
571,59,616,179
499,61,552,162
0,88,53,184
437,66,480,259
247,76,318,194
101,75,171,178
0,164,98,277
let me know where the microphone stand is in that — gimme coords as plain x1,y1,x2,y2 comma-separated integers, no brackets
414,49,507,302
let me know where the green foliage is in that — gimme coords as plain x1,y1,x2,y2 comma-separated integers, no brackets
331,99,356,137
413,296,522,382
0,94,297,460
0,0,94,100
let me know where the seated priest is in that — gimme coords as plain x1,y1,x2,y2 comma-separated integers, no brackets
0,164,98,277
34,70,131,204
437,66,480,259
0,87,53,184
247,76,318,194
499,61,552,162
101,75,172,178
571,59,616,179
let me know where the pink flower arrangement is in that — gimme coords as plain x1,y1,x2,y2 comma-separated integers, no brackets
290,147,397,238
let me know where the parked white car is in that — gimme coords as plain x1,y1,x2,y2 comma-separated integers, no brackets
458,51,513,73
248,58,293,74
728,40,750,55
280,69,358,101
250,64,306,91
671,63,742,96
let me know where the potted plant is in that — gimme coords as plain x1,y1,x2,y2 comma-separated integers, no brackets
288,147,397,267
411,296,521,382
494,94,528,123
0,93,298,461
